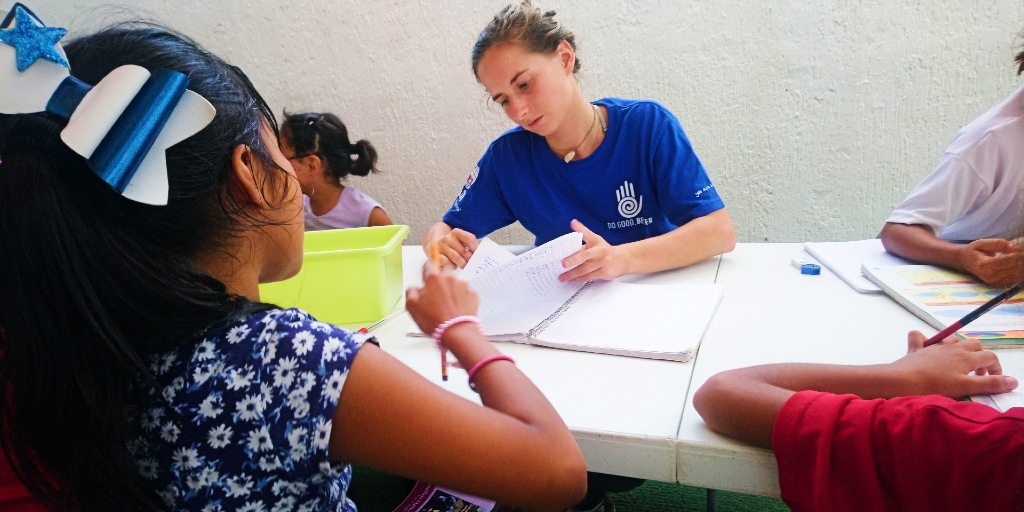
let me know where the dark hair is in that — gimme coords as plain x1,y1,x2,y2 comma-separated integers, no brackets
0,24,288,511
281,112,378,181
1016,47,1024,75
471,0,580,79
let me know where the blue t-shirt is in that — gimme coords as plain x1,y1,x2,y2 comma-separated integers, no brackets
443,98,725,246
130,308,367,512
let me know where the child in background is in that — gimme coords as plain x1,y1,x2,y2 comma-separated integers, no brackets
423,0,735,285
0,19,585,512
880,48,1024,288
280,112,393,230
693,331,1023,511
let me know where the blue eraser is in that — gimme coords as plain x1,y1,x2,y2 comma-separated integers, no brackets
800,263,821,275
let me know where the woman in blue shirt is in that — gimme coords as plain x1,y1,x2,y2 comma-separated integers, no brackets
423,0,736,282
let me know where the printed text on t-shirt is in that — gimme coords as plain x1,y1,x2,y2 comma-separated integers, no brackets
608,216,653,229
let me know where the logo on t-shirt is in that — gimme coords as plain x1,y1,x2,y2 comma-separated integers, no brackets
616,180,643,219
452,165,481,213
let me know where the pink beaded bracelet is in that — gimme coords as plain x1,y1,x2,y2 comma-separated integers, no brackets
431,315,482,343
466,354,515,392
432,315,483,381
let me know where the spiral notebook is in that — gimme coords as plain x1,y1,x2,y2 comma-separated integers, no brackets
413,233,723,362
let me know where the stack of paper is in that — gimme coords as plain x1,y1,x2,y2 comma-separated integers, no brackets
804,239,912,293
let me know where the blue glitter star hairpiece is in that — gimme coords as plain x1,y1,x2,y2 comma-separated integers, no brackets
0,4,68,72
0,3,217,205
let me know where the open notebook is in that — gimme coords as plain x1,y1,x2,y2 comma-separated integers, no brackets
862,264,1024,349
413,233,723,362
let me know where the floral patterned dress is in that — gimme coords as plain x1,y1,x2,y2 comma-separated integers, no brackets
129,308,368,512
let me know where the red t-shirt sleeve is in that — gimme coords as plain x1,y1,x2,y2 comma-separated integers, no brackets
0,447,47,512
773,390,1024,512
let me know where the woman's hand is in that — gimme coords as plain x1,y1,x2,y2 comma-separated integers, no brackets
436,228,479,270
888,330,1017,398
558,220,630,282
405,261,479,335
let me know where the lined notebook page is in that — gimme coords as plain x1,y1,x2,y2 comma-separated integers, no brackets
533,281,723,360
466,232,584,337
461,238,515,280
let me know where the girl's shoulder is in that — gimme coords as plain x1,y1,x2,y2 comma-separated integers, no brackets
134,307,367,511
599,98,686,145
198,307,348,344
147,308,370,392
207,307,369,362
599,98,678,124
338,185,378,205
487,125,535,156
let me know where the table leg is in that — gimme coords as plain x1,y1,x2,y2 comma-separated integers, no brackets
706,488,718,512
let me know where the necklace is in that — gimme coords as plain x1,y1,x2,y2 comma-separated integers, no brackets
562,104,602,163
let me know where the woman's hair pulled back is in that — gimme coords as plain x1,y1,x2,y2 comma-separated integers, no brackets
471,0,579,79
281,112,378,181
0,23,286,511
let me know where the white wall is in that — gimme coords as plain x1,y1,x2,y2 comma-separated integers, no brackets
23,0,1024,243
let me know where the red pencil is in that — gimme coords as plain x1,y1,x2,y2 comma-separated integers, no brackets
924,280,1024,347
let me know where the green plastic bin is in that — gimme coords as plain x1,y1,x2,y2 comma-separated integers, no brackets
259,225,409,325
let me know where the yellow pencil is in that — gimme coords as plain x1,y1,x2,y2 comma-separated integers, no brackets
431,243,448,381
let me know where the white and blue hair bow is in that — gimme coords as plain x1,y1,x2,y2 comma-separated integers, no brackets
0,3,216,205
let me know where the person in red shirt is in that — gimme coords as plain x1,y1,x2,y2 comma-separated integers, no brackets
1,449,46,512
693,331,1024,512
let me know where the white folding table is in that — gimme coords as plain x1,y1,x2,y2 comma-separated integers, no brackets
674,243,934,496
362,246,722,482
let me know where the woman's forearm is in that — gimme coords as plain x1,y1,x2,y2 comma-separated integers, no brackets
620,208,736,274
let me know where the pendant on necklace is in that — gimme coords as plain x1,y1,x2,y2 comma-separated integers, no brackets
564,151,575,163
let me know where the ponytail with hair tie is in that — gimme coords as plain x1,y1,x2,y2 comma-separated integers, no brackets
282,110,379,180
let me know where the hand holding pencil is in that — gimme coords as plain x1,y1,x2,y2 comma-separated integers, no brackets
891,329,1017,398
405,243,481,380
